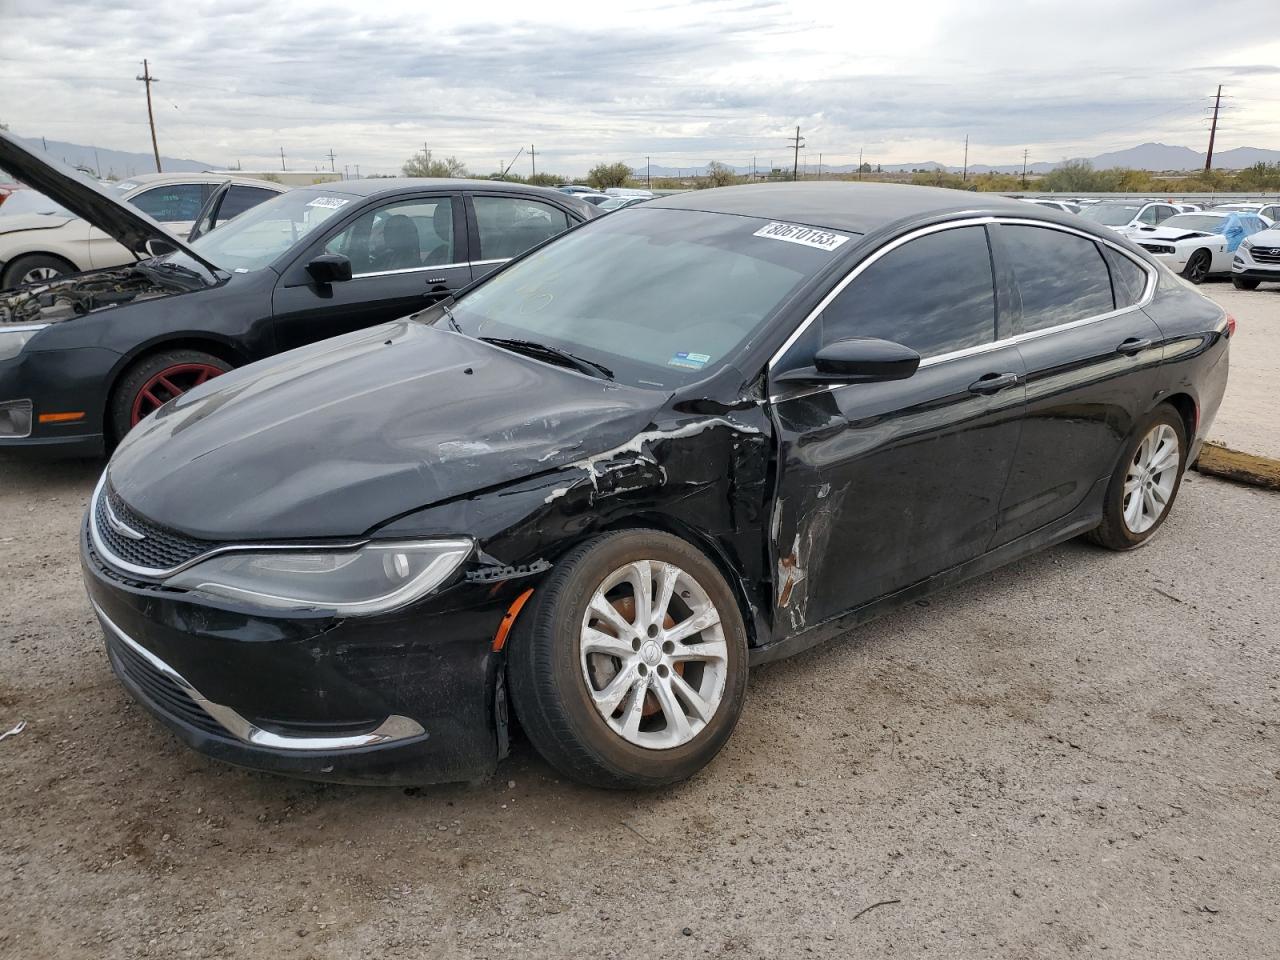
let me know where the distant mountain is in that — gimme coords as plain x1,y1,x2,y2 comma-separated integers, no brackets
3,135,214,178
641,141,1280,179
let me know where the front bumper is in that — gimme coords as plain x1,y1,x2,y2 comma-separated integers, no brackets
0,346,116,457
82,520,514,785
1230,256,1280,283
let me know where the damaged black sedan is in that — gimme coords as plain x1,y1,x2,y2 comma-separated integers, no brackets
82,182,1229,788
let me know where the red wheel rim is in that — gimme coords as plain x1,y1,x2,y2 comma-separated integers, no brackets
130,362,224,426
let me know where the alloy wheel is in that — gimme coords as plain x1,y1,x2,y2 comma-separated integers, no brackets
1122,423,1179,534
579,559,728,750
1185,251,1210,284
129,362,226,426
21,265,62,284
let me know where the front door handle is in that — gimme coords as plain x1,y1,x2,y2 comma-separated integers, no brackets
1116,337,1152,356
968,372,1020,395
424,283,450,301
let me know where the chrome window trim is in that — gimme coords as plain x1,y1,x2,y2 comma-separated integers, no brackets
469,258,510,267
351,261,468,280
89,473,367,580
93,600,426,751
766,214,1158,395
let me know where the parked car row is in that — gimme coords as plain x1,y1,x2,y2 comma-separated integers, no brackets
0,132,1239,791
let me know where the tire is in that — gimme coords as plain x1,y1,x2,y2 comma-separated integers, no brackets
1232,277,1260,291
508,529,749,789
109,349,231,440
1,253,75,289
1181,249,1211,285
1087,405,1188,551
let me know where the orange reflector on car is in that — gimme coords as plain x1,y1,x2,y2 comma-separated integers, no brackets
38,411,85,424
492,588,534,652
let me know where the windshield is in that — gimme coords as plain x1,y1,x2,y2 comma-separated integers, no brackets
1162,214,1226,233
1078,203,1140,226
597,197,630,210
174,188,357,272
0,189,71,217
446,207,846,388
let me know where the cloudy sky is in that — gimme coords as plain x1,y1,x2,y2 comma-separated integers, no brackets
2,0,1278,176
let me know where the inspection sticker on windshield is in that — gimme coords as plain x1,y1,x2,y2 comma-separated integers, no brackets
669,351,711,370
753,222,849,252
306,196,350,210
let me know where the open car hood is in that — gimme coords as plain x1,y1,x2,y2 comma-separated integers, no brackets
0,131,216,271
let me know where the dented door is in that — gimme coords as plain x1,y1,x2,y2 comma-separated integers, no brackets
767,347,1026,638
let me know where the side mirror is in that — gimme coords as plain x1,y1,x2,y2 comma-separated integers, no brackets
773,337,920,385
306,253,353,284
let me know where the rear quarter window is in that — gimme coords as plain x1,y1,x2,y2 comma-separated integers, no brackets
1102,247,1149,308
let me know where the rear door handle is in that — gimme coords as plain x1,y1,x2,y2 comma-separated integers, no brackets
968,372,1020,395
1116,337,1152,356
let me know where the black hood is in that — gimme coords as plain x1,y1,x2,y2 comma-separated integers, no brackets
0,131,216,269
107,320,667,540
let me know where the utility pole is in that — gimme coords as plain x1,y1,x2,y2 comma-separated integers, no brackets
326,148,336,173
355,164,360,178
530,144,536,179
790,126,805,182
343,164,349,180
858,147,863,180
279,146,287,171
646,156,651,189
93,149,101,178
818,153,823,180
962,135,969,182
1021,148,1029,188
752,155,757,181
1205,84,1222,173
41,136,47,152
136,59,162,172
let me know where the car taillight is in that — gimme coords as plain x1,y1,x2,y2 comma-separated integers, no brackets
1226,314,1236,337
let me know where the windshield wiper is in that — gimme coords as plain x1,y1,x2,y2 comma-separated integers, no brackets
132,258,212,290
480,336,614,381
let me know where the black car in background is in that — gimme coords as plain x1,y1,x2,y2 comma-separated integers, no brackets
81,181,1230,789
0,133,596,455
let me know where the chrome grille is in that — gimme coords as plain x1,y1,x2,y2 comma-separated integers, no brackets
1250,245,1280,264
93,483,223,574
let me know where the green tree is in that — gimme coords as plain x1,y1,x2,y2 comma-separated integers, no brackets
698,161,739,189
586,162,632,190
403,146,469,178
526,172,564,187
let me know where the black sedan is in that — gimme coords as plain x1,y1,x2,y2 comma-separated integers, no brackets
0,132,596,455
81,181,1229,789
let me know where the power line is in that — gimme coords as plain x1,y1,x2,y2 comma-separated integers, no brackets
135,58,161,172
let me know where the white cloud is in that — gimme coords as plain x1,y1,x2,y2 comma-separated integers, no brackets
1,0,1278,174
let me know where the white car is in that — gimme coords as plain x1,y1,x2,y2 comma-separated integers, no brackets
1076,200,1182,237
1130,210,1271,284
0,173,287,287
1018,198,1080,214
1212,201,1280,223
1232,224,1280,290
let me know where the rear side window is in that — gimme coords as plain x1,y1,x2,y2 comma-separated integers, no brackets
474,196,572,260
216,185,279,225
822,225,996,358
1102,247,1148,308
1003,226,1114,332
129,183,208,222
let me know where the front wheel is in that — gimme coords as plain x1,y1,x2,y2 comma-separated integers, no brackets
1232,277,1260,291
1181,249,1211,284
109,349,231,440
1,253,75,289
1087,406,1187,551
508,530,749,789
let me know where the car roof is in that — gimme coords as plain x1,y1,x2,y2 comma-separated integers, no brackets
307,177,571,198
115,172,286,188
646,181,1062,235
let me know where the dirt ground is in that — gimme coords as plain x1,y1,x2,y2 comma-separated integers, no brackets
1,279,1278,959
1203,278,1280,460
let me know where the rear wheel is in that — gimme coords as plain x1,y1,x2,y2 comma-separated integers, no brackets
508,530,749,789
1,253,75,289
1181,249,1211,284
109,349,230,440
1087,405,1187,551
1232,277,1260,291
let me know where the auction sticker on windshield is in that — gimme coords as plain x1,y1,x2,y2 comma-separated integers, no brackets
306,197,350,210
753,222,849,252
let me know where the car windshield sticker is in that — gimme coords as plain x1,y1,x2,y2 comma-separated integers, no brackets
306,197,350,210
668,351,711,370
753,222,850,252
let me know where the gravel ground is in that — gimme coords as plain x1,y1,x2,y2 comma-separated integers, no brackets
1201,279,1280,460
0,453,1277,959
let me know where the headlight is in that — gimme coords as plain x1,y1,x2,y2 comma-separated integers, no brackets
1241,238,1253,251
165,539,473,615
0,324,48,362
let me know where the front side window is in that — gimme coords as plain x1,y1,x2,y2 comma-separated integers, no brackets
1153,205,1178,223
216,185,280,226
180,188,357,272
474,196,572,260
325,198,455,275
129,183,208,222
1137,206,1159,225
1078,203,1141,227
821,226,996,358
1003,225,1113,332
